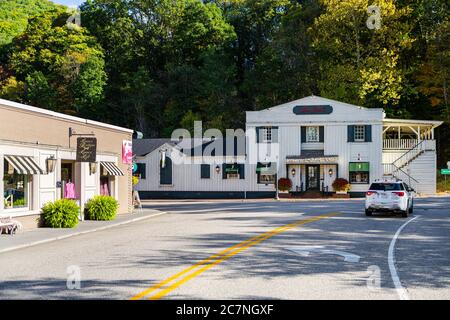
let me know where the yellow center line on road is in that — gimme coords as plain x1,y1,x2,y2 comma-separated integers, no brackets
131,212,341,300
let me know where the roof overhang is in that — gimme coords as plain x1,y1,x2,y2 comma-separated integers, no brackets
383,118,443,129
286,155,338,165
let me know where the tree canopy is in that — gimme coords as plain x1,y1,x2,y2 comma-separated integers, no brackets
0,0,448,164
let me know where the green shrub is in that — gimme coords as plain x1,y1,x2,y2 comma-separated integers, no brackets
41,199,80,228
437,173,450,192
85,195,119,221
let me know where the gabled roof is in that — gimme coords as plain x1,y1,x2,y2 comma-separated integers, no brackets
133,139,173,156
133,137,246,157
262,95,379,112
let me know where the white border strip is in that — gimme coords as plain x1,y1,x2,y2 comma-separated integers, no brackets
388,215,419,300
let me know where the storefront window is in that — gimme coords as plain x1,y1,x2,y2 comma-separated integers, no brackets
3,171,28,209
349,162,370,184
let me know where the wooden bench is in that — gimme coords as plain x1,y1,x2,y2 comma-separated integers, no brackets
0,215,22,235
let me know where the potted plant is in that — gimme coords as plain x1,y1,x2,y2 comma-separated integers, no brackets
278,178,292,193
332,178,351,194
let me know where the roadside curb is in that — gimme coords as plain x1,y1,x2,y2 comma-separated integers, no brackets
0,211,168,255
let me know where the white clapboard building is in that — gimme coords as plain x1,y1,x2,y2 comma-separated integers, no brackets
134,96,442,198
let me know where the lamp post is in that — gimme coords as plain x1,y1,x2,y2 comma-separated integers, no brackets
275,155,279,200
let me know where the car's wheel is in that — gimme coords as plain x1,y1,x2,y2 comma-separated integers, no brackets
408,200,413,214
365,209,373,216
401,210,408,218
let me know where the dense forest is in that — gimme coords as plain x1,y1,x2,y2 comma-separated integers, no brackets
0,0,448,165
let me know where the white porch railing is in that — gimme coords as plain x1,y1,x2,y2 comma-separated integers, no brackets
383,139,418,150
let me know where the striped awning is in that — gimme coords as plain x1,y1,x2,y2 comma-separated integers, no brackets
100,162,124,176
5,155,46,175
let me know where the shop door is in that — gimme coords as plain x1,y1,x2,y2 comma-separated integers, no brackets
61,162,74,198
306,165,320,190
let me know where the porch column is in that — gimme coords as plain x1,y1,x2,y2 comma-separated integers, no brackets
418,126,421,144
398,126,401,144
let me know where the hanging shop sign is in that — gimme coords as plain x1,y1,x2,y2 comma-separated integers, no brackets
122,140,133,165
76,137,97,162
293,105,333,115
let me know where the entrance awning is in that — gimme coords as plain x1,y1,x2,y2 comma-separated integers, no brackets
256,162,276,174
4,155,45,175
225,165,239,174
100,162,124,176
286,150,338,165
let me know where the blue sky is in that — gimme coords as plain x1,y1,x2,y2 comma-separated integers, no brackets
51,0,85,8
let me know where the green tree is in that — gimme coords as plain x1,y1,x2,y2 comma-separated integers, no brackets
1,7,107,116
310,0,414,110
81,0,236,136
0,0,58,46
243,0,322,110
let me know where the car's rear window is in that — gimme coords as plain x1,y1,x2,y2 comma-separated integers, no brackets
369,183,403,191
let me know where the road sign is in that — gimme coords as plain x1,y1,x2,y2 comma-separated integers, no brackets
447,161,450,169
441,169,450,175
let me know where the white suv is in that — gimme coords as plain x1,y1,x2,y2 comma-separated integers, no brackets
365,180,414,217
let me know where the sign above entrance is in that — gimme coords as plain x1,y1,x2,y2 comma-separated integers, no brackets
293,105,333,115
76,137,97,162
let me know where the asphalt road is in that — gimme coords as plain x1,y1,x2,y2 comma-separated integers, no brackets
0,197,449,300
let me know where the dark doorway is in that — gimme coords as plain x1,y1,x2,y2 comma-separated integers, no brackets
306,165,320,190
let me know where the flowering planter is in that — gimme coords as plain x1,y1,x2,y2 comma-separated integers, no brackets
332,193,350,198
278,192,291,198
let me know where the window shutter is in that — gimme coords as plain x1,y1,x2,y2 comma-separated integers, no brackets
222,163,227,179
301,126,306,143
319,126,324,142
272,126,278,143
256,127,261,143
138,163,146,179
365,125,372,142
160,157,172,184
348,125,355,142
239,164,245,179
201,164,210,179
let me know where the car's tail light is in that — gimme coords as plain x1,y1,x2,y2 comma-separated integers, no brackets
393,192,405,197
366,191,377,196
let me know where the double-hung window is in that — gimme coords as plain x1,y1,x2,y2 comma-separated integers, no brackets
354,125,365,142
306,126,320,142
261,127,272,143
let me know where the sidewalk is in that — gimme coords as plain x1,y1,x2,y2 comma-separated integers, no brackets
0,209,167,254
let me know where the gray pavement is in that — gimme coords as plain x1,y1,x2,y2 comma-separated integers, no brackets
0,197,449,300
0,209,166,254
